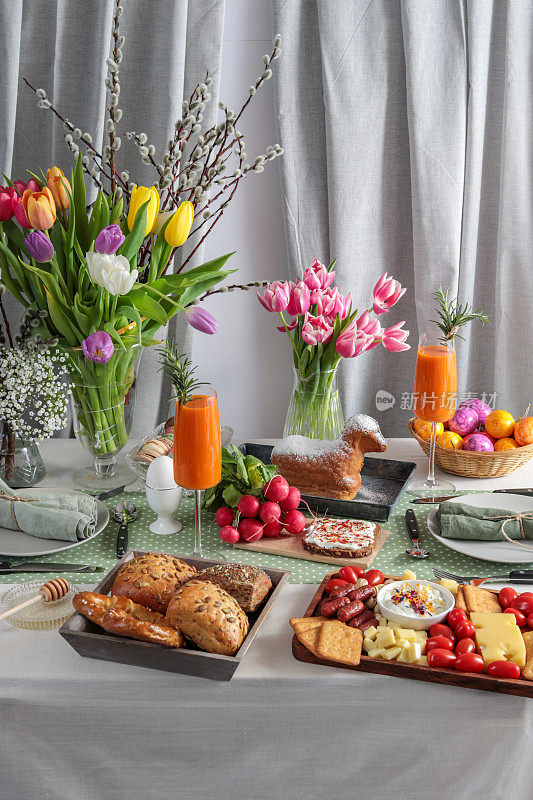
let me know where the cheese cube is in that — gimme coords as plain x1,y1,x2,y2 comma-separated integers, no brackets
376,628,396,648
471,612,526,668
439,578,459,595
405,642,422,664
402,569,416,580
395,638,410,650
397,628,417,643
367,647,386,659
383,646,402,660
397,649,410,662
364,626,378,641
363,637,376,653
418,655,428,666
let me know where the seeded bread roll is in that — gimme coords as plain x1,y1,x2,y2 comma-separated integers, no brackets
166,579,249,655
111,553,197,614
195,563,272,612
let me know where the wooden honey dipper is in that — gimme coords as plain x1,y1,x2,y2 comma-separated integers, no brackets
0,578,70,622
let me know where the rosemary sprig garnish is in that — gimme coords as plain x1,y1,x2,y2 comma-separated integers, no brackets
157,341,210,406
430,286,490,341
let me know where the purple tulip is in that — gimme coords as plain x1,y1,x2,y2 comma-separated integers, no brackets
81,331,115,364
24,230,55,263
94,224,125,255
186,306,218,335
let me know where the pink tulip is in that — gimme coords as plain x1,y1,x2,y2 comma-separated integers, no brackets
277,316,299,332
13,178,40,196
335,291,352,319
257,281,291,312
301,313,333,345
356,310,382,350
12,195,32,228
312,287,338,317
286,280,311,316
335,322,372,358
381,321,410,352
372,272,406,315
303,259,336,291
0,186,16,222
186,306,218,335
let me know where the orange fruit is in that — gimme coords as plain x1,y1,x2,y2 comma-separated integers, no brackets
494,438,519,452
437,431,463,450
414,418,444,442
484,410,515,439
514,417,533,446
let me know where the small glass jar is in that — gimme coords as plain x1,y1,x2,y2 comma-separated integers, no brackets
0,436,46,488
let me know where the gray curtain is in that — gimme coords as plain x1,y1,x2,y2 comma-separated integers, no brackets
0,0,226,438
271,0,533,436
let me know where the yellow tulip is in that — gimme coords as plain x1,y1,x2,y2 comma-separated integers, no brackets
164,201,194,247
127,185,160,236
22,187,56,230
46,166,71,211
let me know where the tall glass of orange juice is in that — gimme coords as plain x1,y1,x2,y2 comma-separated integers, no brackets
174,388,222,557
409,333,457,495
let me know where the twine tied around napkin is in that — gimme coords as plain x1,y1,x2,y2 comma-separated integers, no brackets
482,511,533,552
0,490,40,530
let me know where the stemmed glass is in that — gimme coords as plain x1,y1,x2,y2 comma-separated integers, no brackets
173,388,222,557
408,333,457,496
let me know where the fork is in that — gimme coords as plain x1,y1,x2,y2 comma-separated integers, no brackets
433,567,533,587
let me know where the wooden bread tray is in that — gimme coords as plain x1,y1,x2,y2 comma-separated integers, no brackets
292,572,533,698
60,549,290,681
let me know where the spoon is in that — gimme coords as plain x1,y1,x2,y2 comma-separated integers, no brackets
405,508,430,559
113,500,137,558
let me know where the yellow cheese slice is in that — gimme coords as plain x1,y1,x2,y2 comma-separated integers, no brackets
470,612,526,668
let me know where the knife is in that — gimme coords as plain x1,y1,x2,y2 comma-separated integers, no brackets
96,485,126,501
0,562,104,574
412,488,533,504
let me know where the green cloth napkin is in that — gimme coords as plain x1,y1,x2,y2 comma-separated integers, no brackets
437,501,533,541
0,479,98,542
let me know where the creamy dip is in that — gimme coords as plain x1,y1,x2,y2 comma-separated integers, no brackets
380,581,445,618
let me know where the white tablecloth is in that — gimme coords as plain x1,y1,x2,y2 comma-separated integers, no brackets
1,440,533,800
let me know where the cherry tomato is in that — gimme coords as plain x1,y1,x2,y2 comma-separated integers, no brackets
429,623,456,643
487,660,521,680
338,566,364,583
511,593,533,616
498,587,518,609
454,653,484,673
363,569,384,587
427,649,457,669
447,608,468,628
504,607,527,627
426,635,454,653
454,619,475,640
324,578,348,594
528,612,533,629
455,638,476,655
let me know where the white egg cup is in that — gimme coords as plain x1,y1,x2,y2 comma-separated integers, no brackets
145,484,183,535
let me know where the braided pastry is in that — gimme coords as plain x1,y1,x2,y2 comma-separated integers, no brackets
73,592,184,648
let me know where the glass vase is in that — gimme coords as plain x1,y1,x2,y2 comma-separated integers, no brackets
66,345,142,492
283,367,344,440
0,435,46,489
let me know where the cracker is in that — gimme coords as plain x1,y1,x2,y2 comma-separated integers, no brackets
522,631,533,681
290,616,324,634
463,585,502,614
455,586,467,611
295,625,321,653
316,621,363,666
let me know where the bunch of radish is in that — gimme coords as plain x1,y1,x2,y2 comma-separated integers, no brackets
215,475,306,544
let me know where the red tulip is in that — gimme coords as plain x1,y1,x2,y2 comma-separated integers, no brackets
13,178,40,196
12,195,32,228
0,186,16,221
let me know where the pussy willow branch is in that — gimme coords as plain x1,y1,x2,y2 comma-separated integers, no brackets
198,280,268,302
0,295,13,348
107,0,121,195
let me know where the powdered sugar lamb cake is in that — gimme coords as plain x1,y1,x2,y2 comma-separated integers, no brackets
271,414,387,501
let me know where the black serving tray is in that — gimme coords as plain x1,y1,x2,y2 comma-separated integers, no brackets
59,549,290,681
239,443,416,523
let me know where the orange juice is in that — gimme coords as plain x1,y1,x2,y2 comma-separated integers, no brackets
173,393,222,490
413,345,457,423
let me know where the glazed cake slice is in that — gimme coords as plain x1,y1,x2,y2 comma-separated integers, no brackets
302,517,379,559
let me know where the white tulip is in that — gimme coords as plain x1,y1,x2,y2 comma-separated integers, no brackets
86,252,138,296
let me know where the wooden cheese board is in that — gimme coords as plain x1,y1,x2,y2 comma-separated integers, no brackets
234,522,390,568
291,571,533,698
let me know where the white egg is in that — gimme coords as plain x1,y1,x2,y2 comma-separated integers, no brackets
146,455,177,490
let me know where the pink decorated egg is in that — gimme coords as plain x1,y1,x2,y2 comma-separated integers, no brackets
448,407,478,437
459,398,492,426
463,433,495,452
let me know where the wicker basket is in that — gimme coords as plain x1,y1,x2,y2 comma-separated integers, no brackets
408,418,533,478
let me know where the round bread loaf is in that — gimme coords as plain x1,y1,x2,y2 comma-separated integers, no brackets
111,553,197,613
165,579,249,656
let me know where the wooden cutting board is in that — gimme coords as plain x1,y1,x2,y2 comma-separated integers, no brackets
234,521,390,567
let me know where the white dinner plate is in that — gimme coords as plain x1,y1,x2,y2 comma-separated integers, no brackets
427,492,533,564
0,489,109,557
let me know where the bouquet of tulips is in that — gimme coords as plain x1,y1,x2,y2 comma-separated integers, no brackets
258,260,410,438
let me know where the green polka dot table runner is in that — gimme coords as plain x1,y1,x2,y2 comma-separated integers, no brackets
2,489,531,585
